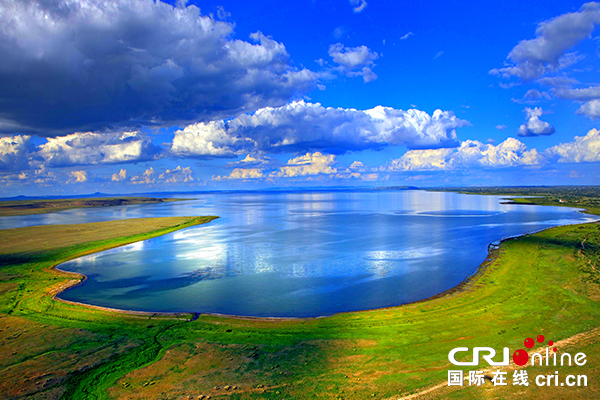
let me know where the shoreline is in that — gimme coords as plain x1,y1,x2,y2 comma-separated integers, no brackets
49,214,600,322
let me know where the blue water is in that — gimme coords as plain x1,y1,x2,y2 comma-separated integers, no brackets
6,190,596,317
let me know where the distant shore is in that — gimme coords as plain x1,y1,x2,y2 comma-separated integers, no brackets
0,196,189,217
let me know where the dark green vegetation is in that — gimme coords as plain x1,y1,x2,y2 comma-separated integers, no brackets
0,198,599,399
0,197,187,216
428,186,600,215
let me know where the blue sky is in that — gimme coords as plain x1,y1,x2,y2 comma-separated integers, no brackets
0,0,599,196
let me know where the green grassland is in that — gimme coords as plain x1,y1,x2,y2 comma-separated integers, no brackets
0,198,599,399
0,197,187,216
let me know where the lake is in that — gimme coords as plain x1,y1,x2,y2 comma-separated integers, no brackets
7,190,597,317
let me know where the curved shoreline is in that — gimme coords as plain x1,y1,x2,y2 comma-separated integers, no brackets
49,214,600,322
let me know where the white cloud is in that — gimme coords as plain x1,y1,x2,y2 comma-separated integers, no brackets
214,152,339,181
349,0,367,13
400,32,414,40
170,121,250,158
433,51,444,60
328,43,379,82
69,170,88,183
495,124,508,130
159,166,194,183
215,6,231,20
213,168,265,181
129,165,193,184
545,128,600,162
576,99,600,119
111,168,127,182
389,138,544,171
273,152,337,177
555,85,600,100
33,166,57,185
525,89,552,100
213,129,600,183
518,107,555,137
131,167,156,185
0,135,30,170
349,161,365,170
224,154,273,168
0,0,317,135
491,3,600,80
172,101,467,157
38,131,159,167
537,76,579,87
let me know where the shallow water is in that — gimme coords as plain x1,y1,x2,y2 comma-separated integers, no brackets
10,190,595,318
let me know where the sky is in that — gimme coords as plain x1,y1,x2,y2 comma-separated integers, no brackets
0,0,600,196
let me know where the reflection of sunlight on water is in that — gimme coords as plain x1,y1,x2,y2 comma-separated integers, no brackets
121,241,144,252
172,227,211,241
416,210,505,217
251,245,274,274
286,192,336,218
362,248,445,277
67,240,145,265
291,263,309,277
176,242,225,261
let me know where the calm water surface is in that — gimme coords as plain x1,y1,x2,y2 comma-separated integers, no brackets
6,190,597,317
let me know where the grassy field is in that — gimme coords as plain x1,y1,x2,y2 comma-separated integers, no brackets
0,197,187,216
0,203,599,399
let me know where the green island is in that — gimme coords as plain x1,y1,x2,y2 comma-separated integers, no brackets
0,189,599,399
0,197,187,217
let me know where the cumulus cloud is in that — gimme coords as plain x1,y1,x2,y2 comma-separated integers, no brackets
552,85,600,121
170,121,250,158
32,166,57,185
214,152,338,181
495,124,508,130
213,168,266,181
159,166,194,183
170,101,467,157
545,128,600,162
224,154,273,168
0,135,31,170
518,107,555,137
37,131,160,167
389,138,544,171
555,85,600,100
537,76,579,88
214,152,385,182
576,99,600,119
349,161,365,170
129,165,193,184
0,0,316,135
69,170,88,183
525,89,551,100
349,0,367,13
491,2,600,80
111,168,127,182
214,128,600,183
274,152,337,177
328,43,379,82
130,167,156,185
